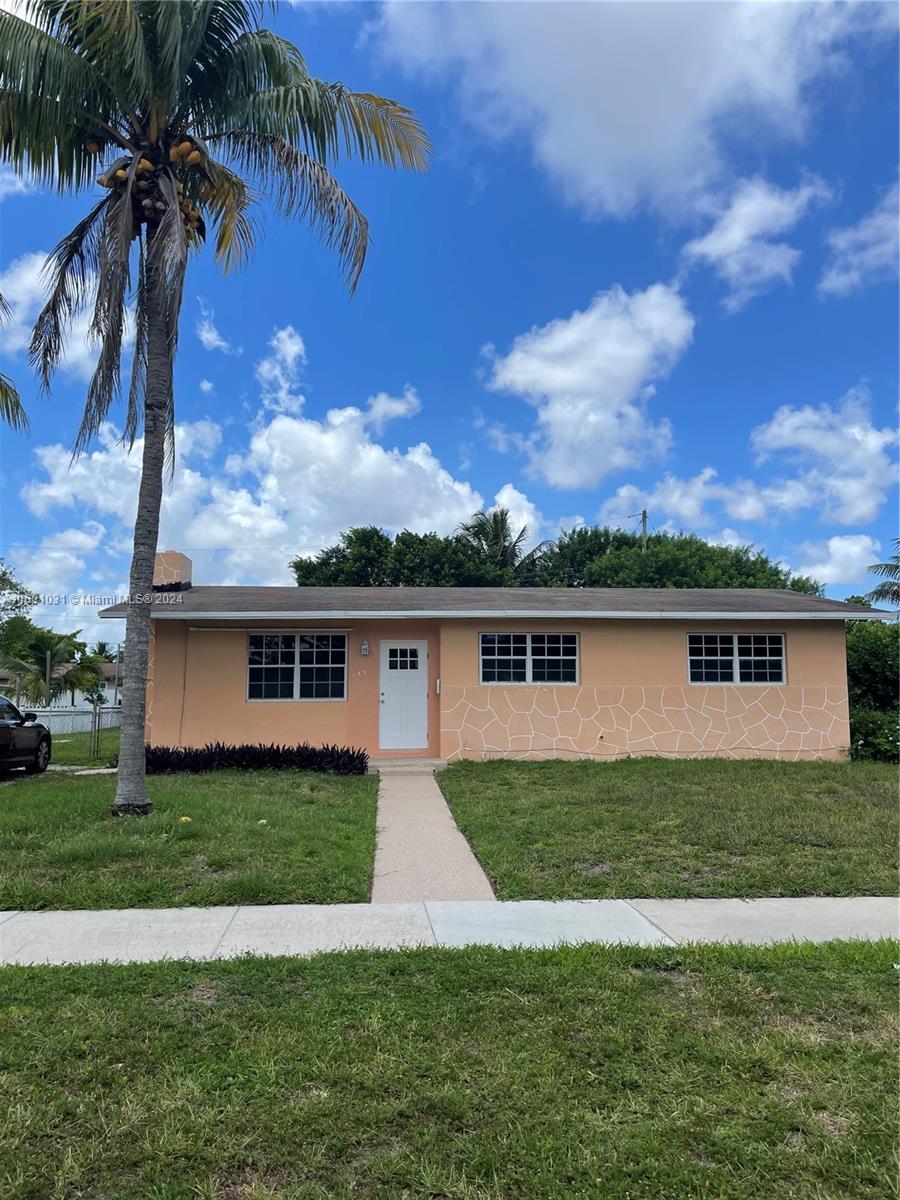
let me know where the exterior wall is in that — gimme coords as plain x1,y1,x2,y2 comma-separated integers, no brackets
438,619,850,762
146,619,441,758
147,615,851,762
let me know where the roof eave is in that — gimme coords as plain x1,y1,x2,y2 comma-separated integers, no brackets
98,607,892,621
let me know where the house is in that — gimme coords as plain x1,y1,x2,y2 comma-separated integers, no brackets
0,660,121,709
99,551,888,762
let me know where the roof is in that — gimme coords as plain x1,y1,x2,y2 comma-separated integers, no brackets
98,586,890,621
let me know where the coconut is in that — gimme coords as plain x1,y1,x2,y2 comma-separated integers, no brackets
177,140,194,158
138,158,154,173
186,150,203,166
114,169,128,182
85,140,100,155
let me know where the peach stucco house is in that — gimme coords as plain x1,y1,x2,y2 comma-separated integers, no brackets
100,552,886,762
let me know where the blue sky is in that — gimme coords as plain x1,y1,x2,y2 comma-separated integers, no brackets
1,0,897,642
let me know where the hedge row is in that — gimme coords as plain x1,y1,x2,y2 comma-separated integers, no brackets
141,741,369,775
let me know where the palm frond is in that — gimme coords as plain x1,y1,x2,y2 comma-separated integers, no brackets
203,158,257,272
0,374,28,431
229,76,430,171
29,195,110,389
0,291,26,429
167,0,264,104
207,131,369,288
0,8,130,186
74,172,140,453
30,0,154,111
330,88,431,171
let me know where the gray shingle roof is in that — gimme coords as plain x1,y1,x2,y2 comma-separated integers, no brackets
98,586,887,620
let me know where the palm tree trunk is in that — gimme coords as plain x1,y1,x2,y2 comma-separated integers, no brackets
111,264,173,816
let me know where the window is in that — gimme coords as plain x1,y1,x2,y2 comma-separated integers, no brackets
299,634,346,699
248,634,295,699
479,633,578,684
388,647,419,671
688,633,784,685
248,633,346,700
0,697,21,722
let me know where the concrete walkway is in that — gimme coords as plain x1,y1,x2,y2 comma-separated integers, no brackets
370,769,495,902
1,897,895,966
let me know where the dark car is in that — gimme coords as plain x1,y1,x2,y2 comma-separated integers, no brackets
0,697,52,774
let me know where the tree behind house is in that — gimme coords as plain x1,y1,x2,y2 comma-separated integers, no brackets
291,522,823,593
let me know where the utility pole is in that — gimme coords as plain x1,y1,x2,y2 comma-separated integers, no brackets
45,650,52,706
640,509,648,555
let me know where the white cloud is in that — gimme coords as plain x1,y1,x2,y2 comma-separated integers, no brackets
199,378,214,394
486,283,694,488
681,176,831,311
20,326,535,589
819,181,899,296
255,324,306,413
196,302,241,354
796,534,881,585
491,483,543,549
0,165,28,202
370,2,891,219
600,385,897,533
364,385,421,434
0,250,133,382
751,386,897,525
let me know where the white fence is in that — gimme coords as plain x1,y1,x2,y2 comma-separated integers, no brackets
31,707,122,736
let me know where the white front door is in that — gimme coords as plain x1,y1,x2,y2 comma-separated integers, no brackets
379,641,428,750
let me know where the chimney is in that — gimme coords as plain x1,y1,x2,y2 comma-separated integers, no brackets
153,551,192,590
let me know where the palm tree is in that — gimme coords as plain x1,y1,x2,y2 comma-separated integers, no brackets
65,650,106,705
1,1,428,814
866,539,900,608
93,640,116,662
0,293,28,430
456,508,550,575
0,630,80,706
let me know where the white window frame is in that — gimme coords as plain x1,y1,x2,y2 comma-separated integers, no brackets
246,631,348,702
479,632,580,686
686,632,787,686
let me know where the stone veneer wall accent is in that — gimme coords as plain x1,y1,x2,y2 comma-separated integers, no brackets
441,685,850,762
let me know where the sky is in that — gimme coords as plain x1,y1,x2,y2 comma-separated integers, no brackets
0,0,898,644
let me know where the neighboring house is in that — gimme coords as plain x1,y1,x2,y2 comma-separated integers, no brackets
99,552,888,762
0,661,121,709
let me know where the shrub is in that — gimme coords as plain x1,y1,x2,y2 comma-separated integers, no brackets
141,741,369,775
849,708,900,762
846,620,899,712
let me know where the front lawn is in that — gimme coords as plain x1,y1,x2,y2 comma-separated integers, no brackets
2,940,895,1199
0,770,377,910
49,726,120,767
439,759,898,899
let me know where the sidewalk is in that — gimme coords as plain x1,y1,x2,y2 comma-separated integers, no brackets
1,897,895,966
370,768,495,902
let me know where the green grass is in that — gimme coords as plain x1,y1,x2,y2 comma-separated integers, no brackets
0,770,377,910
1,941,896,1199
48,726,120,767
439,759,898,899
